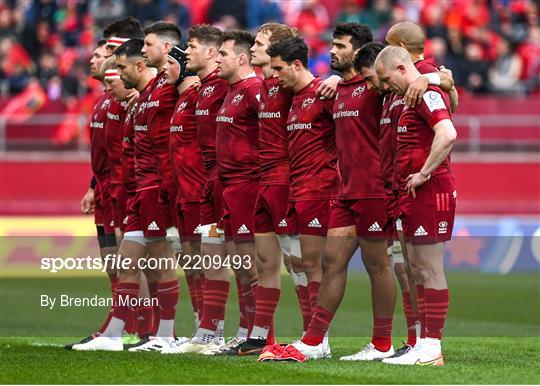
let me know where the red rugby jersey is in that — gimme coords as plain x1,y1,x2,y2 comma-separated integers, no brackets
333,75,384,199
105,99,127,185
169,83,205,203
396,85,452,189
287,78,338,201
216,75,262,186
145,70,179,185
133,77,158,190
379,57,440,192
121,105,136,193
258,76,293,185
90,91,112,181
195,70,229,181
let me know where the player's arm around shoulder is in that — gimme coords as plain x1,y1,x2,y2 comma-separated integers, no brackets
317,74,341,99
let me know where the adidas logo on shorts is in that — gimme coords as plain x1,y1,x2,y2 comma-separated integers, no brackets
368,222,382,232
278,219,288,227
414,226,428,236
237,224,250,234
308,218,322,228
147,221,160,231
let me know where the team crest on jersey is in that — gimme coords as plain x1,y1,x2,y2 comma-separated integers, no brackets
260,102,266,110
338,102,344,110
232,93,244,105
202,85,215,97
290,114,297,122
93,113,97,120
101,98,111,110
268,85,279,98
176,101,187,113
302,97,315,109
155,77,167,89
221,107,226,114
352,85,365,97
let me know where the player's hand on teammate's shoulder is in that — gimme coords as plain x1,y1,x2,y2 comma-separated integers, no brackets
405,171,430,198
405,75,429,109
125,90,140,112
80,188,95,214
317,74,341,100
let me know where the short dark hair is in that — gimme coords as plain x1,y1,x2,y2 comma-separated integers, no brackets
97,39,107,47
144,21,181,45
333,22,373,50
188,24,223,48
103,17,144,39
115,39,145,59
266,36,308,67
354,41,385,72
222,30,255,58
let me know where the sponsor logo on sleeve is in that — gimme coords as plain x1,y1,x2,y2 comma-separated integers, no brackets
423,91,446,112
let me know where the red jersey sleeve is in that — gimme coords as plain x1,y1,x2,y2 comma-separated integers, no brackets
416,88,451,129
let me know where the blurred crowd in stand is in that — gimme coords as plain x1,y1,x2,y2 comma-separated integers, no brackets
1,0,538,105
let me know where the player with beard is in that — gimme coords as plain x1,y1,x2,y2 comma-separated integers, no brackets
212,30,261,355
374,46,457,366
170,25,230,355
74,39,179,352
266,36,338,361
286,23,398,362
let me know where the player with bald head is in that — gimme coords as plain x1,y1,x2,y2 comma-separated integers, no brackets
375,45,457,366
385,21,458,112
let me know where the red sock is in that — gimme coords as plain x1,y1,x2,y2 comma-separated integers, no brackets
302,305,334,346
158,279,179,320
307,281,320,309
252,287,280,342
250,279,258,299
194,277,203,317
425,288,450,340
242,283,256,335
98,273,119,333
297,285,312,332
402,290,417,346
416,284,426,339
112,282,139,323
148,281,159,335
372,316,393,352
235,277,248,330
136,306,154,337
124,306,138,334
199,279,230,331
185,275,198,314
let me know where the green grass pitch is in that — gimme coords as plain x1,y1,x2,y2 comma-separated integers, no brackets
1,272,539,384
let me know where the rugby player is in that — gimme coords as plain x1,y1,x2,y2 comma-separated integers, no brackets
266,36,338,360
101,54,155,342
279,23,398,362
74,39,178,352
375,46,457,366
171,25,230,355
161,44,203,338
68,17,148,350
212,30,261,354
68,39,119,350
